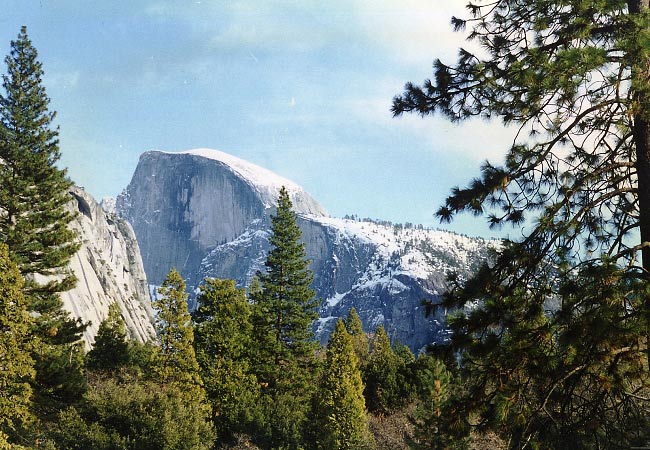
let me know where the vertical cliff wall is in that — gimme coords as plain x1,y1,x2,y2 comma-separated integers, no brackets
60,187,155,347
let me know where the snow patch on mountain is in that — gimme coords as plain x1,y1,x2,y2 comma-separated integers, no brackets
311,215,496,284
162,148,327,215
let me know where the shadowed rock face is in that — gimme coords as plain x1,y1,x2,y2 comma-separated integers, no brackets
60,187,155,348
118,149,494,350
117,150,326,289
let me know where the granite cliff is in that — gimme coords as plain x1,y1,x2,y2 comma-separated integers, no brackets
60,186,155,347
117,149,494,350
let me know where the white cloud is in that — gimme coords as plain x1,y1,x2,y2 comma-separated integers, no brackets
144,1,351,53
352,0,478,65
343,74,514,163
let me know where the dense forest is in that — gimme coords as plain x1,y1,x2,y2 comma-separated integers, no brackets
0,28,452,449
7,1,650,449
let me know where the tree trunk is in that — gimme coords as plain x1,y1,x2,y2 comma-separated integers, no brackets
633,118,650,273
629,0,650,370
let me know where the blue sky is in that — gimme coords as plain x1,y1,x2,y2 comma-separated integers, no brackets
2,0,516,238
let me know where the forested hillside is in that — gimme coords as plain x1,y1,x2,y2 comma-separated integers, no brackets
7,1,650,448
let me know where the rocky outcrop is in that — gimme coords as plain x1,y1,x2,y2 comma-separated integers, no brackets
60,187,155,347
118,149,494,350
117,149,326,289
199,216,492,350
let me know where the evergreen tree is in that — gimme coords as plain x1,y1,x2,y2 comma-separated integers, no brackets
408,356,468,450
154,268,201,386
364,326,400,414
0,26,81,333
252,186,320,390
392,2,650,447
393,342,417,405
313,320,374,450
250,186,320,449
86,303,129,372
192,278,259,440
0,243,35,446
51,375,216,450
345,307,369,367
0,27,86,420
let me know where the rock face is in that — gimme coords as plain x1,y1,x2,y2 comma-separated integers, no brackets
60,186,155,347
118,149,494,350
117,149,325,290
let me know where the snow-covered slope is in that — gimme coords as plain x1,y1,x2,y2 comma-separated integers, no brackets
118,148,496,350
162,148,326,215
117,150,326,287
200,215,495,349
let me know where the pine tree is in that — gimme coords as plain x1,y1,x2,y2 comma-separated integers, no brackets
0,26,81,332
408,356,468,450
250,186,320,449
364,326,400,414
313,319,374,450
192,278,259,439
0,27,86,421
251,186,320,389
86,303,129,372
345,307,369,368
392,2,650,447
154,268,201,386
148,269,214,444
0,243,35,445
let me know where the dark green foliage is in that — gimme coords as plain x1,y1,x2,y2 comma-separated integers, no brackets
392,1,650,448
0,26,82,336
345,307,369,367
193,278,260,439
255,392,311,450
313,320,374,450
50,374,215,450
0,25,78,289
87,303,129,372
0,27,86,423
250,186,321,449
408,356,468,450
154,268,201,386
393,343,418,406
448,262,650,449
252,187,320,389
0,243,35,445
32,339,86,418
364,326,401,414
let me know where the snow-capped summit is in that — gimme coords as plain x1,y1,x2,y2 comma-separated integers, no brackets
117,149,495,350
160,148,327,216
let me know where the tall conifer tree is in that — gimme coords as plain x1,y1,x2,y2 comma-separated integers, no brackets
364,326,400,414
192,278,259,439
0,26,80,325
409,357,467,450
251,186,320,390
313,319,374,450
345,307,369,367
154,268,201,386
392,1,650,447
0,27,85,420
250,186,320,449
86,303,129,372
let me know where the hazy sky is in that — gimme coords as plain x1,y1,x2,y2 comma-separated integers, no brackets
2,1,517,238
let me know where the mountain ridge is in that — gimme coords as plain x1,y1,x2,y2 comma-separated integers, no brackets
117,148,496,350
